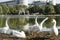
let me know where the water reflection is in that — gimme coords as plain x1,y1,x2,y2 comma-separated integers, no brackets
0,15,60,30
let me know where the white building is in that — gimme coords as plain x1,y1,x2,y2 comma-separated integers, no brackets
19,0,28,6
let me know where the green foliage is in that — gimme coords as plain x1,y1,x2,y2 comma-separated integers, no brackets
0,17,5,27
0,4,27,15
28,5,40,14
19,17,27,25
0,4,60,15
8,18,28,30
44,18,53,28
28,4,55,15
0,5,3,14
29,18,35,25
28,6,33,14
45,4,55,14
55,4,60,14
9,5,18,15
1,4,10,15
39,5,45,14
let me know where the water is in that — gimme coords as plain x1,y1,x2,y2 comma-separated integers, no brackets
0,15,60,29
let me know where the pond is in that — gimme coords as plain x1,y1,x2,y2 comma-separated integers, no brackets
0,15,60,30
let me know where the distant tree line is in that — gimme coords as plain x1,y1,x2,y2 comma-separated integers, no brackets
28,4,60,15
0,4,27,15
0,4,60,15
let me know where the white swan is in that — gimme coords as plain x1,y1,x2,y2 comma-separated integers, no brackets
39,17,48,31
52,19,58,36
2,18,9,33
1,18,27,38
0,18,9,34
33,17,39,27
3,18,26,38
11,30,26,38
23,17,48,32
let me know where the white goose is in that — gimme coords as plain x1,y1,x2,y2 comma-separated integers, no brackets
52,19,58,36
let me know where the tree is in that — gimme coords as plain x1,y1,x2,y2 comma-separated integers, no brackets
55,4,60,14
1,4,10,15
0,4,28,15
28,6,33,14
14,5,27,15
45,4,55,15
0,5,3,15
28,5,40,14
8,5,18,15
39,5,45,14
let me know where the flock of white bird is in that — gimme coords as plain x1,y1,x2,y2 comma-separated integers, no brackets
0,17,59,38
0,18,26,38
23,17,59,36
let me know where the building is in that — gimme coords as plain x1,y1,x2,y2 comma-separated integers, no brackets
0,0,28,6
0,0,56,6
29,0,56,6
33,1,46,6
